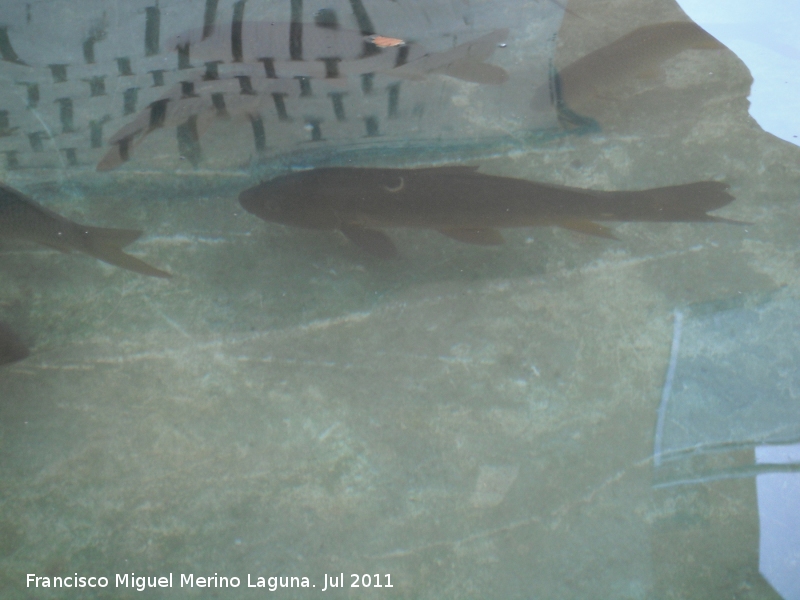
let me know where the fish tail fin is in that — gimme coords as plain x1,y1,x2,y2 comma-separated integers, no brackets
652,181,735,219
610,181,738,222
81,226,172,278
393,28,509,84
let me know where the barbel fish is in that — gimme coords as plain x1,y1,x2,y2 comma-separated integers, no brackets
239,166,739,259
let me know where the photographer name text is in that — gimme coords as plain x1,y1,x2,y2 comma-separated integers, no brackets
27,572,393,592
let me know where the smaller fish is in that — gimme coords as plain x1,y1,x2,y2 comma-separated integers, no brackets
97,27,508,171
165,22,508,83
0,182,171,277
0,321,28,366
239,166,741,259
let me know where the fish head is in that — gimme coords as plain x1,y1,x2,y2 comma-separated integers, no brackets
239,171,338,230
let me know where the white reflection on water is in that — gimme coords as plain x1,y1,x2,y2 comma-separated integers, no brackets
756,443,800,600
677,0,800,146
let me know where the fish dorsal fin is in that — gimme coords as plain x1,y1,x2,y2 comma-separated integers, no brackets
340,224,398,259
438,227,505,245
555,219,617,239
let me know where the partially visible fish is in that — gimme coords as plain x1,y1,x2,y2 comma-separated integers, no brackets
0,321,28,366
239,166,740,259
97,25,508,171
166,21,508,83
553,21,726,113
0,183,171,277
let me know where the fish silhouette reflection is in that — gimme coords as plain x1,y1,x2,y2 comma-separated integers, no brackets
553,21,725,118
239,166,739,259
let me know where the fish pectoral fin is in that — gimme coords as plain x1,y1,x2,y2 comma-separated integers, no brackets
438,227,505,245
83,225,172,278
438,59,509,85
340,224,398,259
556,219,618,240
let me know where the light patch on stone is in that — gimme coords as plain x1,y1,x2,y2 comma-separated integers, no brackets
470,465,519,508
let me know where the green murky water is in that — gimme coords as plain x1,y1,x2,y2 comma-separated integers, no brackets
1,0,799,598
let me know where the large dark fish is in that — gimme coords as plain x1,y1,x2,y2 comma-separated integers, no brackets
0,183,170,277
239,166,739,259
0,321,28,366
